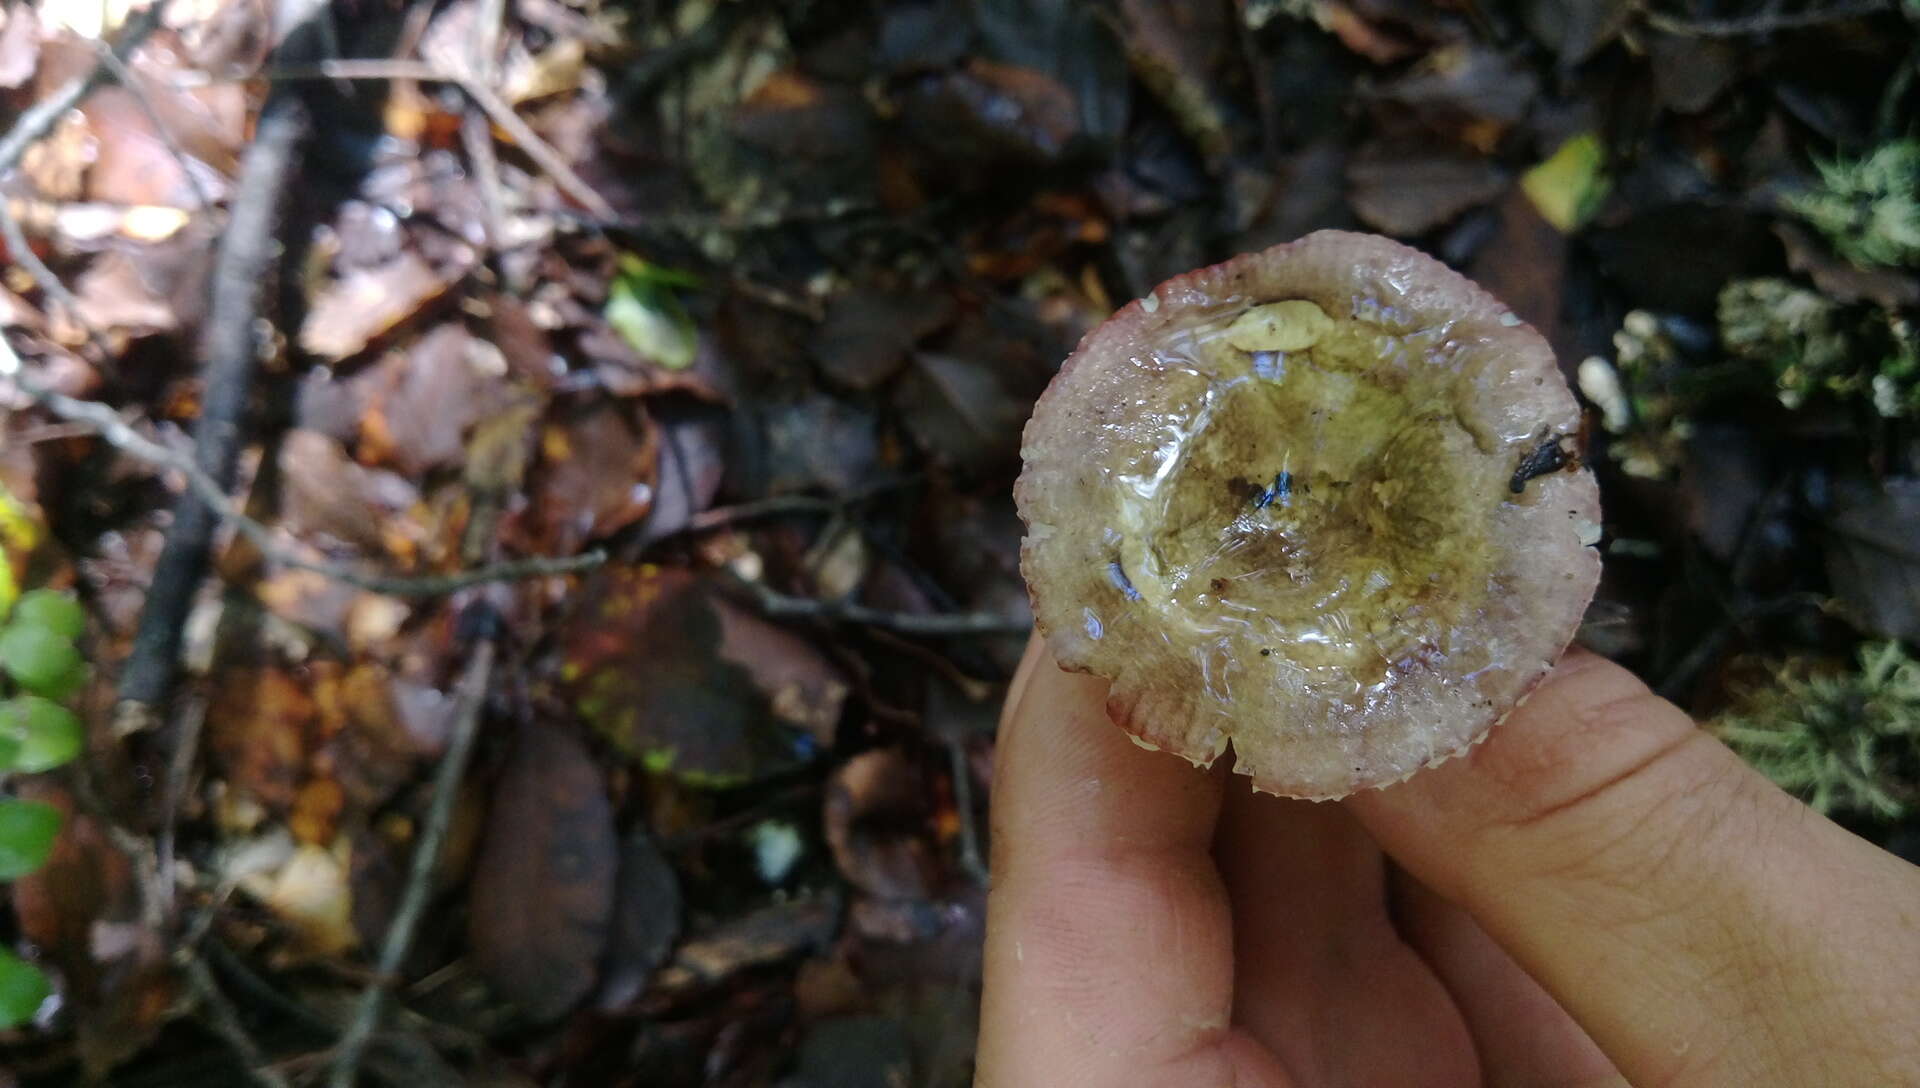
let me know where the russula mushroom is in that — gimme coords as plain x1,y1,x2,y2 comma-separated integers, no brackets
1016,230,1601,800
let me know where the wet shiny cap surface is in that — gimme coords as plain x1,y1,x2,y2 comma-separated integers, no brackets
1015,231,1602,799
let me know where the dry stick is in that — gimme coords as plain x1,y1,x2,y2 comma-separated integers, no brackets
742,580,1030,637
0,5,162,173
0,353,607,596
182,953,295,1088
114,89,309,720
326,639,496,1088
272,58,617,220
1642,0,1895,35
0,199,112,353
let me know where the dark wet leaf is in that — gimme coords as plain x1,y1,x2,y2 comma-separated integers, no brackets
973,0,1128,147
1366,43,1537,138
753,393,884,496
825,748,943,901
593,827,683,1011
563,567,808,787
278,430,425,557
1823,477,1920,643
640,399,731,543
521,401,658,555
1647,31,1740,114
299,253,458,362
650,893,841,1000
811,290,957,391
468,723,617,1023
893,351,1029,472
10,784,171,1075
358,324,516,476
207,667,317,811
1346,143,1508,236
895,60,1083,182
712,594,850,743
1522,0,1631,63
787,1015,914,1088
1588,205,1781,313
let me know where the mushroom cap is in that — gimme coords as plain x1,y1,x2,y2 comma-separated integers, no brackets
1016,231,1602,800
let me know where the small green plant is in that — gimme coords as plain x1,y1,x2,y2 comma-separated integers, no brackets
1718,278,1920,417
1712,641,1920,820
0,587,90,1030
1786,139,1920,268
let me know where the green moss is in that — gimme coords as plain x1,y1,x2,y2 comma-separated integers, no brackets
1719,278,1920,417
1787,140,1920,269
1712,641,1920,819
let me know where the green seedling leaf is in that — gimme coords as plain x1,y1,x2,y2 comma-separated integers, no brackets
606,256,700,370
1522,132,1610,234
11,590,85,640
0,800,61,879
0,625,83,700
0,696,83,773
0,947,51,1030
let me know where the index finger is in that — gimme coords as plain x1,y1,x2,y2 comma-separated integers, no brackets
975,635,1287,1088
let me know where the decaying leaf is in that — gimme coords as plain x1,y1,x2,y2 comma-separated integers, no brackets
468,722,617,1022
299,252,458,361
562,567,814,787
824,748,943,901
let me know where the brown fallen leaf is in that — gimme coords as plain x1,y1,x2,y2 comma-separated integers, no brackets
10,784,174,1076
278,429,426,558
592,826,683,1011
1346,142,1509,236
207,666,317,811
468,722,617,1022
562,567,815,787
358,323,516,476
519,400,658,555
824,748,944,901
810,289,957,391
298,252,457,361
647,893,841,1003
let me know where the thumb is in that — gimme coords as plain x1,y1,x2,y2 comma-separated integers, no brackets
1348,650,1920,1087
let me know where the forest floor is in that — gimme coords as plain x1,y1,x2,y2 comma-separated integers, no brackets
0,0,1917,1085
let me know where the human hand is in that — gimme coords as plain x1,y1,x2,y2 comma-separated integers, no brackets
976,634,1920,1086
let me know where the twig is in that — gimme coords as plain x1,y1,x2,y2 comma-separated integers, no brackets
326,638,496,1088
116,88,309,716
0,199,112,353
945,734,988,885
269,58,617,220
740,580,1029,637
93,42,216,210
0,346,607,598
183,953,295,1088
1642,0,1894,36
0,5,162,174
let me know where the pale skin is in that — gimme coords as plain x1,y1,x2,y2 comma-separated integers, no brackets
977,635,1920,1086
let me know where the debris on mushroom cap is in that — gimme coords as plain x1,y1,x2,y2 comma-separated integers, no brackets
1015,230,1603,800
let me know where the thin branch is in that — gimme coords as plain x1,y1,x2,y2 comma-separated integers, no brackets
0,199,112,353
944,734,988,886
93,42,216,210
183,953,295,1088
740,580,1030,637
269,58,617,220
116,88,308,712
326,638,496,1088
0,5,163,174
1642,0,1894,36
0,351,606,597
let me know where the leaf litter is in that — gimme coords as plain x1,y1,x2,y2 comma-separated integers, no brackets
0,0,1917,1083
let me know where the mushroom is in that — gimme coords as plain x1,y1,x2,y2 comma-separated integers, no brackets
1016,231,1601,800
